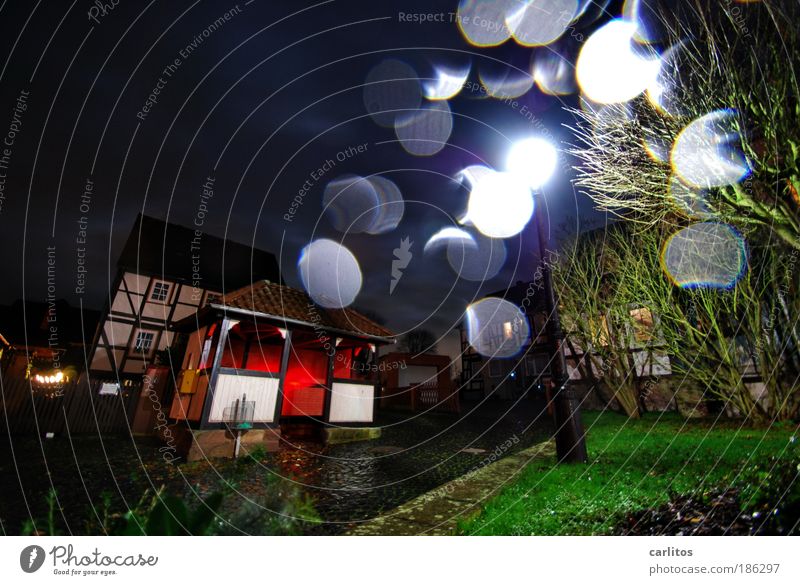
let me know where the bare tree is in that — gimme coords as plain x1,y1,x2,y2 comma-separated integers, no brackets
569,0,800,249
554,227,643,417
399,329,438,355
556,222,800,421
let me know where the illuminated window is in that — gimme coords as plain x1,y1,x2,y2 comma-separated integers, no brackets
150,281,171,302
133,330,156,353
588,315,610,346
629,307,655,345
503,321,513,339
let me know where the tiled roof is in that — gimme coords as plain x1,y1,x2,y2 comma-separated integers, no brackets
217,280,395,341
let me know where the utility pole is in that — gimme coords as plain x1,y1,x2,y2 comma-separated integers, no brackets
536,209,588,463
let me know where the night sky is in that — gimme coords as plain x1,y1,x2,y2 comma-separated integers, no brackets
0,0,618,337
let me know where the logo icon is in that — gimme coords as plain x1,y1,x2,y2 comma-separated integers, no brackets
20,545,45,573
390,236,413,294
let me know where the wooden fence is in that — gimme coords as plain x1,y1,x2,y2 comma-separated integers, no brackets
0,374,142,436
380,378,460,414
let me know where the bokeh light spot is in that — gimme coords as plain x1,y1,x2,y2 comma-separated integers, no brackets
446,229,507,281
671,109,751,189
576,19,660,104
364,176,405,234
395,100,453,156
479,67,534,99
660,222,747,289
298,239,363,308
646,42,685,116
457,0,514,47
322,174,380,234
424,65,470,100
323,175,405,235
424,227,477,254
466,297,531,358
506,0,578,47
533,49,577,95
457,164,495,189
363,59,421,128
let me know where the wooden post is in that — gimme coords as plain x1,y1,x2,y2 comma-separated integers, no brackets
199,317,234,429
536,209,588,463
274,328,292,422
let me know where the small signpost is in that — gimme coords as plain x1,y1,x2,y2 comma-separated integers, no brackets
222,394,255,459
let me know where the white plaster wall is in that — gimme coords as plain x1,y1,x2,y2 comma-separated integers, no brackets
209,373,279,423
329,382,374,423
123,272,151,295
103,320,133,346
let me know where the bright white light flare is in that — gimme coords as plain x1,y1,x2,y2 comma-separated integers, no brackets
462,169,534,238
576,19,660,104
506,137,558,190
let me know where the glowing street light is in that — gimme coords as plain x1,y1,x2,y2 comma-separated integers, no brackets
458,139,557,239
506,138,588,464
506,137,558,189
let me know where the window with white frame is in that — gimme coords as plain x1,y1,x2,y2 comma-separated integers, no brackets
133,330,156,354
149,280,171,302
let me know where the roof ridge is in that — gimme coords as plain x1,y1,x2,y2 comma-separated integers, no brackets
220,279,277,300
217,279,394,340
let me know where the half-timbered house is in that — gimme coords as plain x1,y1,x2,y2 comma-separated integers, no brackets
458,280,678,412
87,214,281,381
459,280,553,401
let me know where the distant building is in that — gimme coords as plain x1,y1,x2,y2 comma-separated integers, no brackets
459,280,552,401
0,299,100,385
458,275,689,413
379,352,459,414
458,279,673,404
88,214,281,379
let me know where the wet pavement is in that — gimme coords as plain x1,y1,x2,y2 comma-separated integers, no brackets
274,397,554,533
0,397,554,535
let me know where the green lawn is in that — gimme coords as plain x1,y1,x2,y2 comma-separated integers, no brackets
459,411,798,535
